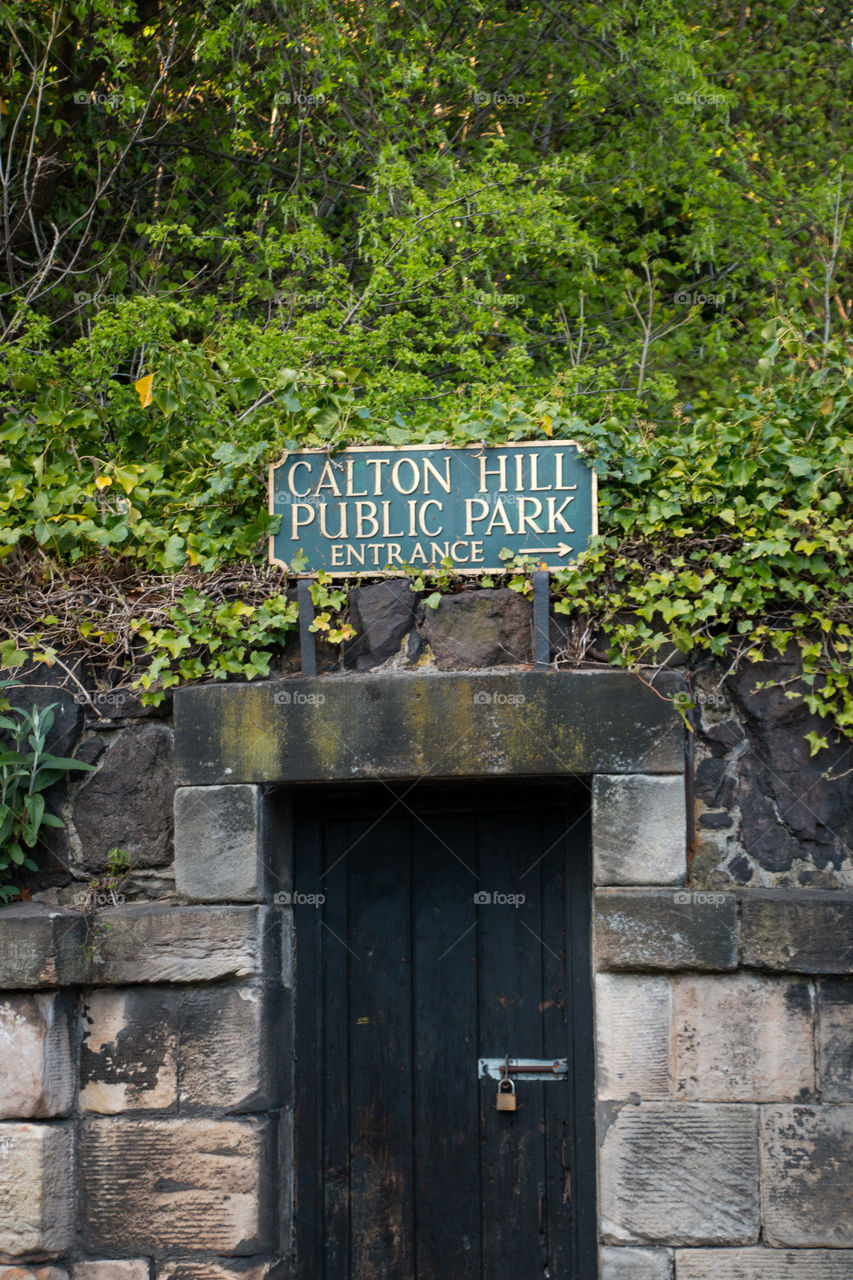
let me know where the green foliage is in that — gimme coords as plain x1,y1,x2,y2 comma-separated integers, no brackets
548,322,853,747
0,682,96,900
77,846,131,915
106,847,131,879
132,588,300,704
4,0,853,419
308,573,357,643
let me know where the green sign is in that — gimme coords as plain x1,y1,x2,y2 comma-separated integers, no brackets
268,440,597,574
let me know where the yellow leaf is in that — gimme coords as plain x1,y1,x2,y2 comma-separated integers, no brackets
134,373,154,408
114,466,141,494
820,397,834,416
540,414,554,437
95,476,113,490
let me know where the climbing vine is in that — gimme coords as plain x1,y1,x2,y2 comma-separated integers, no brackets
1,319,852,747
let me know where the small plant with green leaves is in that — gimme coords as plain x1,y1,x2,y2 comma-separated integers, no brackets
308,573,357,643
78,847,133,967
0,682,96,901
76,846,132,911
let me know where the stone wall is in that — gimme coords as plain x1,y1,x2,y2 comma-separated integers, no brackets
0,903,285,1278
10,585,851,901
595,892,853,1277
2,586,853,1280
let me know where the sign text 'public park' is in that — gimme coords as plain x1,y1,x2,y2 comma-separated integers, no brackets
269,441,597,575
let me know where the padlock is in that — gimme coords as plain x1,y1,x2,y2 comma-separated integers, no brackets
496,1077,517,1111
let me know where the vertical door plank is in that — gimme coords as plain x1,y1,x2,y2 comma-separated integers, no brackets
293,809,324,1273
321,818,352,1278
347,812,415,1277
565,804,597,1276
412,810,482,1275
540,805,574,1278
477,807,548,1280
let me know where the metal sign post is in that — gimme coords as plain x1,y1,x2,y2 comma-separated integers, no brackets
533,570,551,667
296,577,317,677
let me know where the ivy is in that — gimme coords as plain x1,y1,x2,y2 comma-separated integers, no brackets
543,322,853,747
0,319,850,751
132,589,301,705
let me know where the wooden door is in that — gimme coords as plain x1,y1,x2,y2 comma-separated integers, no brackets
292,780,595,1279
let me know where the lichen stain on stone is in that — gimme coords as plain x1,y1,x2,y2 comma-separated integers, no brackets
219,689,279,780
309,705,352,779
403,686,433,772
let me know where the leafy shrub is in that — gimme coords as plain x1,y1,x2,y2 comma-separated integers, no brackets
0,320,851,746
0,683,95,900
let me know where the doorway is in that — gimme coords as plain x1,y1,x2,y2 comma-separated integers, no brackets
292,779,595,1278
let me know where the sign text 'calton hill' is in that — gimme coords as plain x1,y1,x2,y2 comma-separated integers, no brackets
269,440,597,574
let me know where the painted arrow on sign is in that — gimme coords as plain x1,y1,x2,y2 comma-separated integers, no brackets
519,542,574,557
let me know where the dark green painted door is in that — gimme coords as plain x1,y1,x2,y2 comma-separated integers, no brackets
292,780,595,1279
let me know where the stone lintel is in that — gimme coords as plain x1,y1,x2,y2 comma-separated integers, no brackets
174,671,684,785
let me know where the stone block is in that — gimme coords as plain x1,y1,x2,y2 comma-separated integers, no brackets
86,904,276,984
595,975,672,1100
174,671,684,786
594,890,738,971
673,975,814,1102
741,892,853,973
600,1245,672,1279
599,1102,759,1245
174,785,270,903
80,984,280,1114
0,1124,74,1258
416,588,533,668
346,579,418,668
5,669,82,759
83,687,172,722
177,983,280,1110
675,1248,853,1278
80,989,178,1113
69,723,174,871
0,994,74,1118
761,1106,853,1246
156,1264,283,1280
72,1265,149,1280
816,979,853,1100
728,658,853,877
0,1268,68,1280
81,1117,273,1254
0,905,86,988
593,776,686,886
